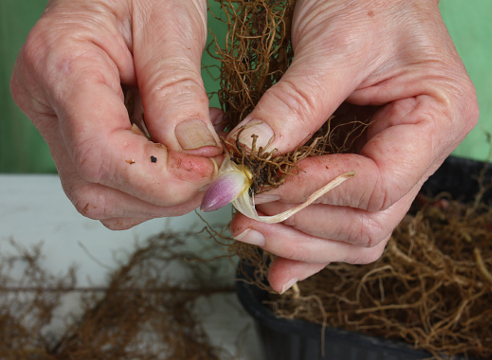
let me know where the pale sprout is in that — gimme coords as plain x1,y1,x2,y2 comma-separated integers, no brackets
201,153,355,223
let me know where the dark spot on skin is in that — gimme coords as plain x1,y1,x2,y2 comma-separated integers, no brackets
325,166,329,170
184,163,193,172
151,156,157,163
126,159,135,164
367,10,375,17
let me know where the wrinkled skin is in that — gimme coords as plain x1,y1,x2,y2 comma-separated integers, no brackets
228,0,478,292
12,0,478,293
11,0,224,230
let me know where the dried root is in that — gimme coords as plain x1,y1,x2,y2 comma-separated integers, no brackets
209,0,296,130
0,232,235,360
265,190,492,359
210,0,371,194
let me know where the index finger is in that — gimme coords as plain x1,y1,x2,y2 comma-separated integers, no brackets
50,46,218,207
255,96,472,213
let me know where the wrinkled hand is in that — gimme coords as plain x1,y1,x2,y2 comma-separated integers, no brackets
11,0,223,230
228,0,479,293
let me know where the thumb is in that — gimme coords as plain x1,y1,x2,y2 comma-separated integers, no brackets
132,0,221,157
227,48,368,154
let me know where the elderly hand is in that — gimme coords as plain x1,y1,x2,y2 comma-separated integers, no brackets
228,0,479,293
11,0,223,230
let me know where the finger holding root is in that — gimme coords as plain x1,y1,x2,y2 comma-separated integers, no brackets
230,209,389,265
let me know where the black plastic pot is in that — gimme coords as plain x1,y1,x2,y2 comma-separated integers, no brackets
236,156,489,360
421,156,492,203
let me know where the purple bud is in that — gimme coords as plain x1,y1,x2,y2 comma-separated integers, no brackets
200,171,249,212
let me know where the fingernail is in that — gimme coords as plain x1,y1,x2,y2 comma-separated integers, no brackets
254,194,281,205
233,228,266,247
233,121,274,150
176,119,218,150
280,278,298,294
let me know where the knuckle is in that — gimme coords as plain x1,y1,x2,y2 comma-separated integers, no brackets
273,243,310,263
101,218,139,231
9,73,26,110
10,25,51,109
146,71,206,106
378,188,396,212
14,22,119,107
365,175,392,212
362,248,384,264
72,141,107,184
435,75,479,136
351,165,397,214
345,245,384,265
21,23,49,72
461,83,480,132
367,243,387,263
354,217,385,248
267,79,318,124
69,186,105,220
49,48,118,102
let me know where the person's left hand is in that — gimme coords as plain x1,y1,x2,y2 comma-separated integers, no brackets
10,0,223,230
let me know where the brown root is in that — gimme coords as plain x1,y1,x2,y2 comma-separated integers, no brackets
0,232,236,360
211,0,371,194
264,190,492,359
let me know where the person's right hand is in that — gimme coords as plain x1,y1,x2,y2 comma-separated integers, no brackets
11,0,223,230
226,0,479,293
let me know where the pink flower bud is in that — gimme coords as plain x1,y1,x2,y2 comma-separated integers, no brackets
200,171,250,212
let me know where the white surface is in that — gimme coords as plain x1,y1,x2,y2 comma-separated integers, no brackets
0,174,263,359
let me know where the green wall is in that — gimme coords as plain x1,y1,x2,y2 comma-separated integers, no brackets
440,1,492,161
0,0,54,173
1,1,490,173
